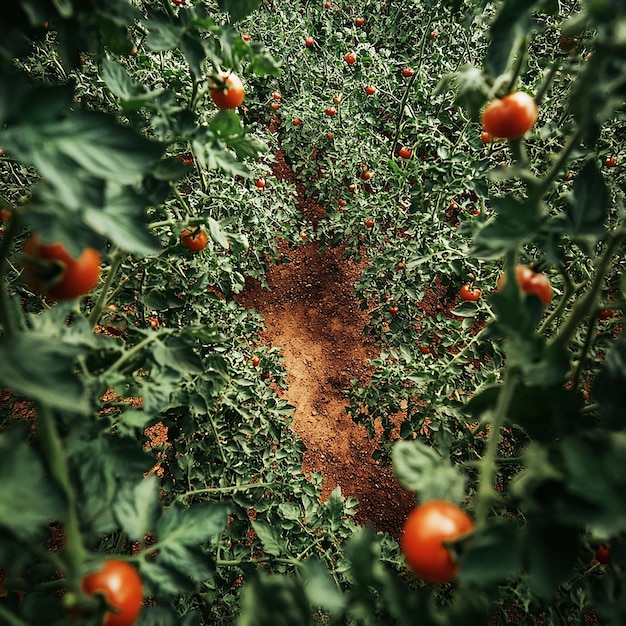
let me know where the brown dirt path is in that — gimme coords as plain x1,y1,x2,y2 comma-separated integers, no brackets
236,148,415,540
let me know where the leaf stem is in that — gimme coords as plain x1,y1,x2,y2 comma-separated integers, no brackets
176,481,275,502
88,249,124,329
0,210,21,336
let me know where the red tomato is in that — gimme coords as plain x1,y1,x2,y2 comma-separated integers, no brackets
365,219,375,228
82,560,143,626
324,1,330,7
292,118,302,126
180,227,208,252
598,308,614,321
389,306,399,314
459,284,481,302
305,36,314,47
242,34,250,42
327,132,334,139
480,130,492,144
209,72,244,110
254,178,266,189
401,67,414,78
401,500,474,584
399,146,412,159
355,17,365,26
605,156,616,168
348,184,356,192
251,356,261,367
22,237,101,301
396,262,405,270
498,265,552,306
595,544,610,565
365,85,376,95
270,102,280,110
420,346,431,354
361,170,372,181
481,92,538,139
430,31,437,39
271,91,282,100
326,107,336,116
332,95,342,104
344,52,356,65
338,199,347,207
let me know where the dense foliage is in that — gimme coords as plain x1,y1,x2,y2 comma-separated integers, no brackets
1,0,626,624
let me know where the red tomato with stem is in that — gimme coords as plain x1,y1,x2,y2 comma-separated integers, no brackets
271,91,281,100
459,284,481,302
326,107,336,116
81,560,143,626
498,265,552,306
22,237,101,301
401,500,474,584
481,91,538,139
365,219,375,228
270,101,280,110
344,52,356,64
210,72,244,110
180,227,208,252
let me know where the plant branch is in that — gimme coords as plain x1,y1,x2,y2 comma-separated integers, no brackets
88,249,124,329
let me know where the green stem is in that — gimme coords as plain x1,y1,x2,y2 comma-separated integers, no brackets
36,403,87,585
0,605,31,626
504,37,528,95
551,224,626,350
88,249,124,329
475,365,519,527
176,481,275,502
216,556,301,568
104,330,174,376
0,210,21,335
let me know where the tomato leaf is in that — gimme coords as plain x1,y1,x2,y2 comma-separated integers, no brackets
113,474,161,541
157,502,230,545
0,334,90,413
158,543,217,582
251,519,289,557
299,558,346,614
458,519,523,584
217,0,261,22
392,440,467,504
0,425,66,541
593,331,626,430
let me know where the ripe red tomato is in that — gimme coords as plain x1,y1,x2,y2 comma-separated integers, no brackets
430,31,437,39
401,67,414,78
481,91,538,139
324,1,330,7
399,146,412,159
419,346,431,354
396,262,405,270
355,17,365,26
498,265,552,306
480,130,492,144
270,101,280,110
22,237,101,301
361,170,372,181
595,544,610,565
242,33,250,42
332,95,342,104
180,227,208,252
459,284,481,302
292,118,302,126
327,132,334,140
344,52,356,65
251,355,261,367
209,72,244,110
401,500,474,584
271,91,282,100
338,199,347,207
326,107,336,116
604,156,616,168
365,85,376,95
348,184,356,192
389,306,399,314
82,560,143,626
254,178,266,189
305,36,314,47
598,308,614,321
365,219,375,228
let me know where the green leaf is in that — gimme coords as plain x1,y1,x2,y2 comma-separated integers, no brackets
486,0,542,78
392,440,467,504
158,542,216,582
0,334,90,413
113,475,161,541
140,559,196,595
458,519,523,584
471,196,544,259
300,558,345,613
251,519,288,557
157,502,230,546
208,217,231,250
153,337,205,375
217,0,261,22
593,331,626,429
0,426,66,541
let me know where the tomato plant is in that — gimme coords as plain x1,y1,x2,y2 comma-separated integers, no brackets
401,500,474,584
81,560,143,626
481,91,538,139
